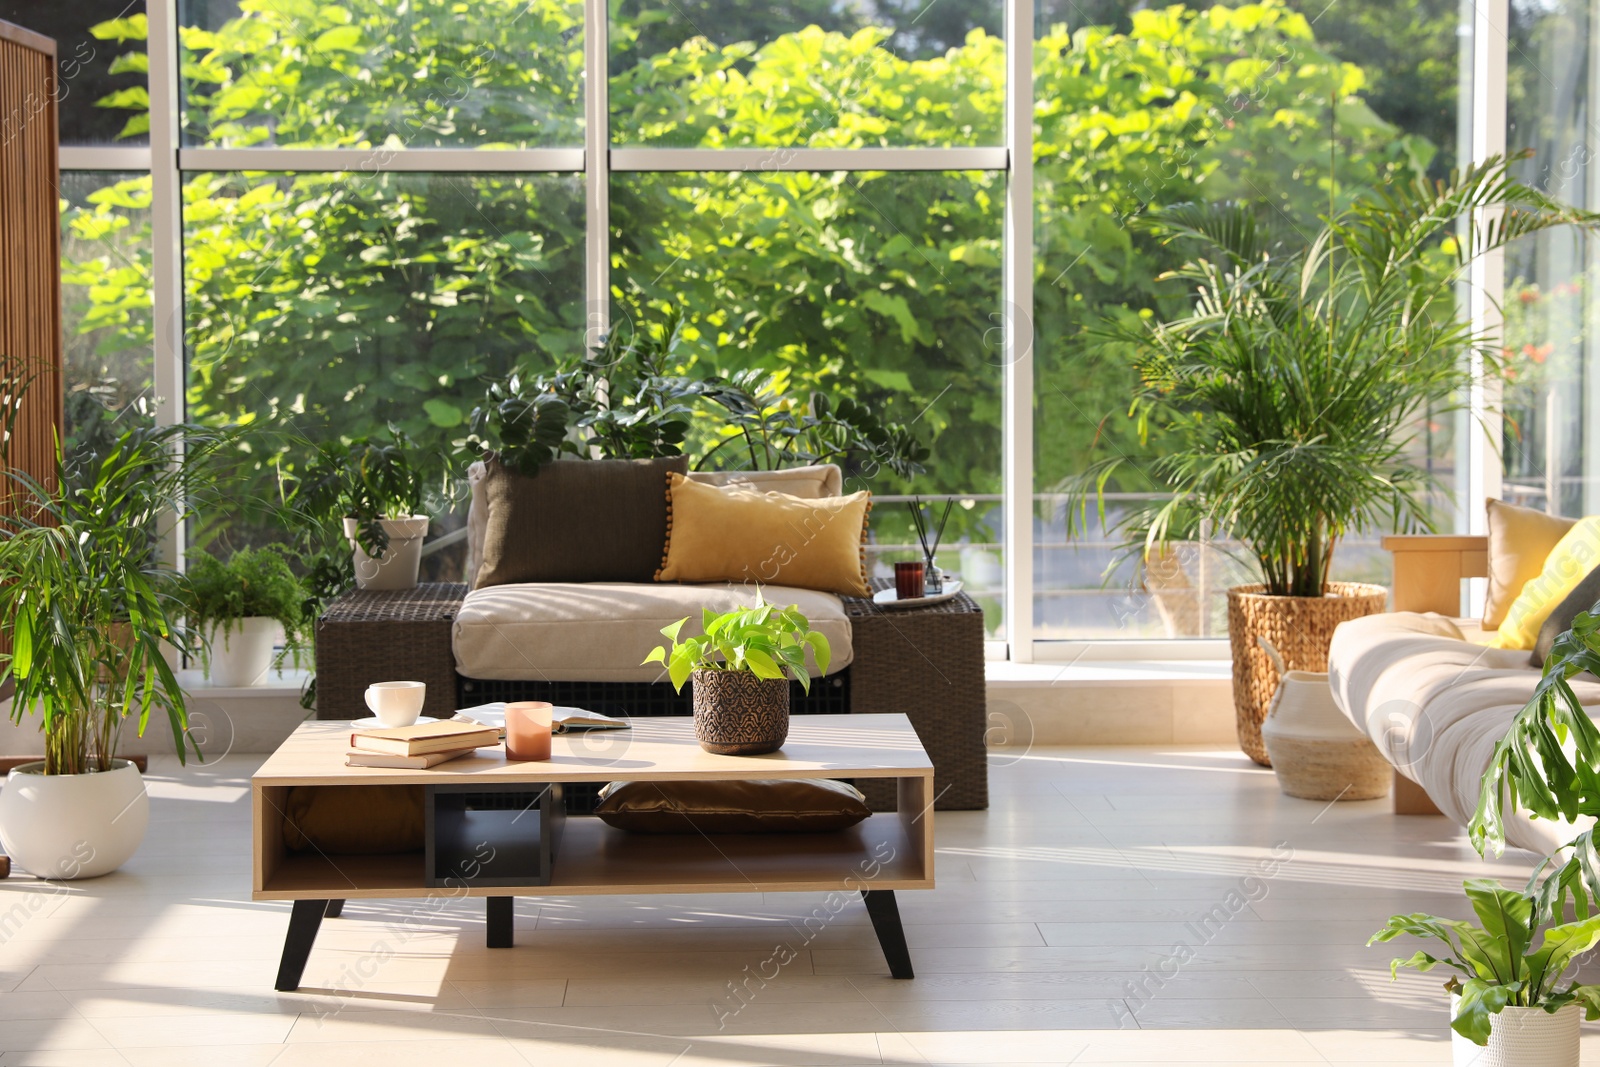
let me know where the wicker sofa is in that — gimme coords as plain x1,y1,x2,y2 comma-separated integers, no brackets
314,577,988,810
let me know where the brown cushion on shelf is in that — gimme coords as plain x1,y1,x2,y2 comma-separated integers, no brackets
477,456,689,587
1485,499,1578,628
1532,563,1600,668
283,785,425,854
594,778,871,834
655,473,871,597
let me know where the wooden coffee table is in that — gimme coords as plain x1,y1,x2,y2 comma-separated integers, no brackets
253,713,935,990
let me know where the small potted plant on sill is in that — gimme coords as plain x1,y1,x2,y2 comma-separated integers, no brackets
0,422,227,879
644,595,832,755
186,546,308,687
291,433,430,591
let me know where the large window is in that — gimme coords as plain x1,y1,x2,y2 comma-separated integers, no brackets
1031,0,1470,639
37,0,1503,655
1503,0,1600,517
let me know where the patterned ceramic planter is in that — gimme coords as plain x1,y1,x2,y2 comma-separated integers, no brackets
691,669,790,755
1451,999,1580,1067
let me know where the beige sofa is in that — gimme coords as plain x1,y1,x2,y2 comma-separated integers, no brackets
1327,536,1598,854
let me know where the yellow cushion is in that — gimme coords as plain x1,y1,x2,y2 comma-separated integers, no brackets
1484,499,1578,628
656,473,871,597
1494,517,1600,649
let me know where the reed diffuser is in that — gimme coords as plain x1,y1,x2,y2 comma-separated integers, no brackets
907,496,954,595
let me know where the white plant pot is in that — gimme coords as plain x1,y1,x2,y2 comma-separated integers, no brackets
1260,669,1391,801
344,515,429,591
1452,1000,1581,1067
0,759,149,879
205,616,277,687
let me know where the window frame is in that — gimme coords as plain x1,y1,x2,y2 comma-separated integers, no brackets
58,0,1507,662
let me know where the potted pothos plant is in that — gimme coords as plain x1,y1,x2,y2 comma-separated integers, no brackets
1071,154,1600,764
186,546,308,687
289,432,431,591
1364,607,1600,1062
0,422,233,879
644,595,832,755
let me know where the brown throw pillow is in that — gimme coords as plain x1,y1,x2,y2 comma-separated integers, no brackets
1485,499,1578,628
477,456,689,586
283,785,425,854
594,779,871,834
655,473,871,596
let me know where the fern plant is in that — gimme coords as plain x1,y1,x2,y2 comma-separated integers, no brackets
185,546,309,672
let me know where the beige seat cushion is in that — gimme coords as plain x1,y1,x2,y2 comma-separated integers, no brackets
1328,611,1599,855
453,582,853,682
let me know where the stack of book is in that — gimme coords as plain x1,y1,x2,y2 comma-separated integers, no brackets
346,720,501,769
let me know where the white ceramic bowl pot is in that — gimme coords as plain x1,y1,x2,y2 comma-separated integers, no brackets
205,616,277,687
0,759,149,879
1451,999,1581,1067
344,515,429,591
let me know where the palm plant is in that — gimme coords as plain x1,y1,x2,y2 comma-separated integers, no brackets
1072,155,1599,596
0,423,237,774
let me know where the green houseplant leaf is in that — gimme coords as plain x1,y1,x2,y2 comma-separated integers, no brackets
642,591,833,694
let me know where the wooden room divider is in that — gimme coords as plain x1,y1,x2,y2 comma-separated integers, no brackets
0,19,63,505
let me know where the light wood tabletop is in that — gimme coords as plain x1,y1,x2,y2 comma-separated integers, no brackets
253,713,935,787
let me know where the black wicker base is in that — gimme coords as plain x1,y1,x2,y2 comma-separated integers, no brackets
457,670,852,812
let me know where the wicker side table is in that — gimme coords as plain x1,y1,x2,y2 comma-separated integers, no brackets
843,580,988,811
314,583,466,720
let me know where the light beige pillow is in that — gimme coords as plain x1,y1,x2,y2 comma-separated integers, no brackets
656,473,871,596
1485,499,1579,628
688,464,842,499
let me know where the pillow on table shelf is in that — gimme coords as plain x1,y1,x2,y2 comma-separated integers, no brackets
594,778,871,833
1495,517,1600,650
655,472,871,597
283,785,424,854
473,455,689,588
1484,498,1579,628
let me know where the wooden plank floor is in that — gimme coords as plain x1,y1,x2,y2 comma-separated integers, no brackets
0,744,1590,1065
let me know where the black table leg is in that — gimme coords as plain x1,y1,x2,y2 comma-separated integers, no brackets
861,889,914,979
274,899,329,991
324,899,344,918
487,896,513,948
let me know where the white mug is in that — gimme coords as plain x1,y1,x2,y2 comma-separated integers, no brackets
366,681,426,728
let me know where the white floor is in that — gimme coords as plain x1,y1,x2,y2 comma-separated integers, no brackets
0,744,1592,1066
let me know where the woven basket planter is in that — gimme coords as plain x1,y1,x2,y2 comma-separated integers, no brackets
691,669,790,755
1227,582,1388,766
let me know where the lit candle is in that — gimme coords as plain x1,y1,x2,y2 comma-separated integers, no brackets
505,701,553,761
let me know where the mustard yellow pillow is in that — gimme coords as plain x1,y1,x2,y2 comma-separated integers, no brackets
656,473,871,597
1484,499,1578,628
1495,517,1600,649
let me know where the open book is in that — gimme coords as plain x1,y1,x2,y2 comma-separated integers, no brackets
452,702,630,737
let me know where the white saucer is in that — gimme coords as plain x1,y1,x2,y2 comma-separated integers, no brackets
872,579,965,610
